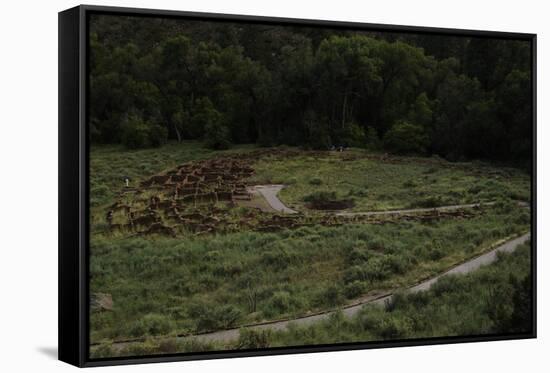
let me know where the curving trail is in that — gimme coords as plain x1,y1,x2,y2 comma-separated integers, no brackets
335,202,496,217
178,233,531,344
247,183,512,218
249,185,298,214
93,233,530,351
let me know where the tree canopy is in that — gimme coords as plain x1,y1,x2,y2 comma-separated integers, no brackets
89,15,532,164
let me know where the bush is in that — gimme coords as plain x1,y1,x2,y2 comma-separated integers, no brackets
260,250,296,271
122,339,160,356
362,257,390,282
236,328,272,349
383,120,429,154
344,265,366,284
204,121,231,150
304,110,331,150
309,177,323,186
375,317,414,339
344,281,366,299
120,113,167,149
90,343,114,359
303,191,337,203
194,97,231,150
190,302,243,332
148,123,169,147
347,246,371,265
427,241,446,261
412,196,444,208
316,284,344,308
365,126,381,149
267,291,292,314
384,292,406,312
129,313,175,337
336,121,367,148
382,254,411,275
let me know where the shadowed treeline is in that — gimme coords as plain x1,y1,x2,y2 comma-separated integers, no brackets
89,15,531,164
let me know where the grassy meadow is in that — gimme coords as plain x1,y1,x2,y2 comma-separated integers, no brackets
91,242,532,357
248,150,530,212
89,142,531,355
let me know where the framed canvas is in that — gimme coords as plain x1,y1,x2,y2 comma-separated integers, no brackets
58,4,537,367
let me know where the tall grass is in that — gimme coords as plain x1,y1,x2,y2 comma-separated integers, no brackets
90,204,529,343
265,243,532,347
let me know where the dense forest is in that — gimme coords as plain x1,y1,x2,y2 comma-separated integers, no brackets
89,15,532,162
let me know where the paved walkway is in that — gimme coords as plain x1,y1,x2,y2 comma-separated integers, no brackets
249,185,298,214
335,202,497,217
179,233,531,344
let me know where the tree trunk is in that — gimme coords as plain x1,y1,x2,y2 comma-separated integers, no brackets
173,123,182,143
342,93,347,128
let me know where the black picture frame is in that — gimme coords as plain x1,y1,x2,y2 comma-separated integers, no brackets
59,4,537,367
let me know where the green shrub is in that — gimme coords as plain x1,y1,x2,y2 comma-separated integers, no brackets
344,281,366,299
383,254,411,275
122,339,160,356
267,291,292,314
120,113,167,149
129,313,175,337
157,338,178,354
383,121,429,154
412,196,444,208
90,343,114,359
336,121,367,148
304,110,331,150
362,257,390,282
309,177,323,186
213,261,243,278
194,97,231,150
427,242,446,261
383,292,406,312
346,246,372,265
176,338,218,353
344,265,366,284
303,191,337,203
315,284,344,308
190,302,243,332
260,250,296,271
365,126,381,149
236,328,272,349
347,188,368,197
375,317,414,339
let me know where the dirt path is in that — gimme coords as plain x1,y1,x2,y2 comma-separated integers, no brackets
249,185,298,214
94,232,530,351
335,202,496,217
249,184,495,217
178,232,531,344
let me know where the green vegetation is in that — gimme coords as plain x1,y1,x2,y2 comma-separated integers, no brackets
88,141,531,360
90,15,531,164
87,14,532,358
91,242,532,358
248,150,530,211
120,112,168,149
268,242,532,346
90,199,529,344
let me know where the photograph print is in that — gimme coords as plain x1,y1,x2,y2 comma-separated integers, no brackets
87,10,534,359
